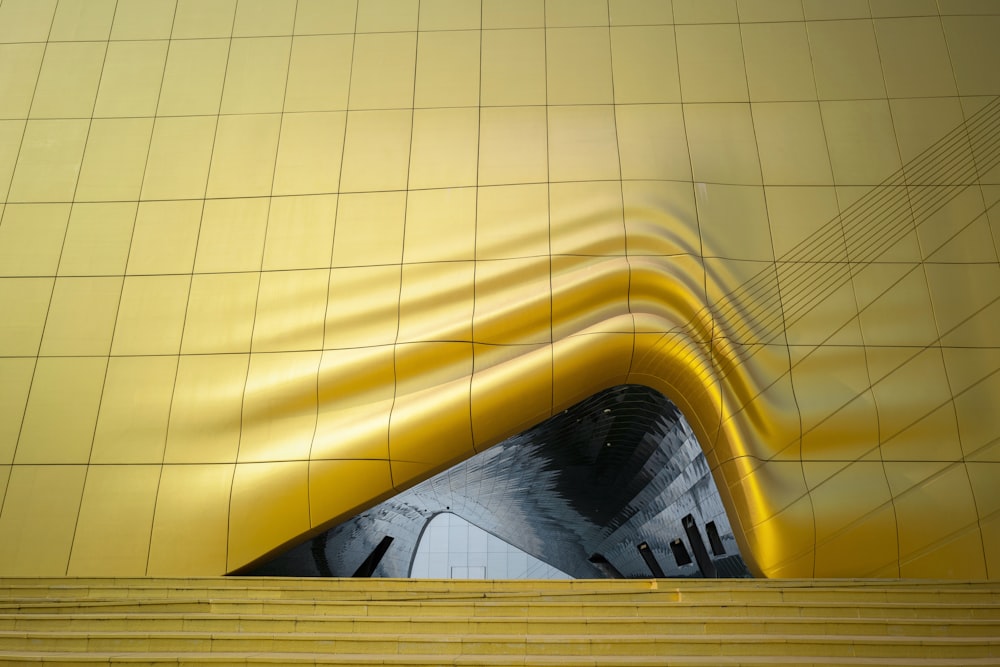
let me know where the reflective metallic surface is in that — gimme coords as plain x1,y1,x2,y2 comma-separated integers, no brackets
0,0,998,579
250,385,750,579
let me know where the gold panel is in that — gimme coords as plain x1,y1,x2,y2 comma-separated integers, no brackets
481,29,546,106
398,262,474,343
127,200,203,275
158,40,230,116
173,0,237,40
0,121,24,196
67,465,159,575
415,30,480,108
234,0,296,37
621,180,699,257
403,188,476,262
674,0,738,24
182,272,260,354
0,277,54,357
547,105,620,182
610,27,679,103
340,110,412,192
228,461,310,570
472,342,552,449
274,112,347,196
195,198,269,273
40,277,122,356
737,0,803,22
808,459,898,576
546,0,607,27
0,1,56,43
753,103,833,186
294,0,355,34
76,119,154,202
112,0,174,40
941,16,1000,95
409,108,479,189
742,23,816,102
887,462,987,578
821,100,901,185
696,184,774,261
0,359,33,465
1,0,999,581
111,275,190,356
675,24,748,103
356,0,417,33
312,346,394,462
0,204,70,276
550,181,626,256
221,37,291,115
474,257,551,345
285,35,354,112
94,41,168,118
349,33,416,110
207,114,282,199
482,0,543,29
147,464,234,575
0,465,85,576
807,19,886,99
31,42,105,119
49,0,115,41
310,459,394,530
478,106,548,185
419,0,480,31
875,17,957,98
333,192,406,266
683,104,762,186
0,44,43,119
325,266,401,348
141,116,218,199
16,357,107,465
263,195,339,270
545,27,612,105
615,105,690,181
253,269,328,352
552,330,632,411
91,356,178,464
8,122,88,202
477,183,548,260
239,351,321,463
164,354,249,464
390,342,476,483
609,0,671,25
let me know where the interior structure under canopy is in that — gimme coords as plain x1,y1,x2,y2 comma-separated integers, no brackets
250,385,750,579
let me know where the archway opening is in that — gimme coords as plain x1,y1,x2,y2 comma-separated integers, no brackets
248,385,751,578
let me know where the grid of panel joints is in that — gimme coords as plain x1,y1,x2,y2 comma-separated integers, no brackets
0,3,996,576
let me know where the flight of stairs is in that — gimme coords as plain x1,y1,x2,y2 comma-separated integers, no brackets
0,577,998,665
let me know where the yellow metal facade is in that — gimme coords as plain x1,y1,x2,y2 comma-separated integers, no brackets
0,0,997,579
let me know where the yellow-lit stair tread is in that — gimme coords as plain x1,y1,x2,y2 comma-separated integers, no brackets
0,578,998,665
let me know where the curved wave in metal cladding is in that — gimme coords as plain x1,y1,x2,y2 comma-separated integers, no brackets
232,97,1000,579
249,385,751,580
0,0,998,581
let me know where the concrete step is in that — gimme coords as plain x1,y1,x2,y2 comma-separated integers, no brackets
0,631,997,659
4,597,1000,620
2,579,997,604
2,611,999,637
3,652,1000,666
2,578,997,665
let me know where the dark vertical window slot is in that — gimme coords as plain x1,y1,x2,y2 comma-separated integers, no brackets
682,514,718,578
669,538,692,567
705,521,726,556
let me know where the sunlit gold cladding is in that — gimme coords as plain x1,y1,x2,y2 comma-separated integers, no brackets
0,0,998,579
